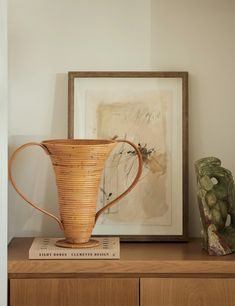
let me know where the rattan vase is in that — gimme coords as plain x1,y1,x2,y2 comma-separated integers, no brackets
9,139,142,248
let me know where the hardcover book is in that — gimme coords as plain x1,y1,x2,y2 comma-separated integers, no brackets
29,237,120,259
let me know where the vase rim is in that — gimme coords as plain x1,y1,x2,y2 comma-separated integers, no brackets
41,139,116,146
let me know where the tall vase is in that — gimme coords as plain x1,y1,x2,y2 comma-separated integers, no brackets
9,139,142,248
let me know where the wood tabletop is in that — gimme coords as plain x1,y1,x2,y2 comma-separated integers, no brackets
8,237,235,277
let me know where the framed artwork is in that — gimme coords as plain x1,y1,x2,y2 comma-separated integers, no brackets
68,71,188,241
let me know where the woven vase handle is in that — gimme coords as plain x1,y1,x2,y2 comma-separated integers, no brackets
8,142,64,230
95,139,143,222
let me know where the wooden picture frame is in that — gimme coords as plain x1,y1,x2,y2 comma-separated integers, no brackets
68,71,188,241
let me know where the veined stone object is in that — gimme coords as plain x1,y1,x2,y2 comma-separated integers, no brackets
195,157,235,255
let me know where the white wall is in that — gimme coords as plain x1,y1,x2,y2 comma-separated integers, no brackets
8,0,235,239
8,0,151,240
151,0,235,235
0,0,8,304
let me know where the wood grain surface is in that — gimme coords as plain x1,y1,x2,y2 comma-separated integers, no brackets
8,238,235,276
141,278,235,306
10,278,139,306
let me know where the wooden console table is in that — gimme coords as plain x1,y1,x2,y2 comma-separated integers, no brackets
8,238,235,306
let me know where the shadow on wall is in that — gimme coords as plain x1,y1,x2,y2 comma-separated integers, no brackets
40,72,68,237
50,73,68,138
8,73,68,240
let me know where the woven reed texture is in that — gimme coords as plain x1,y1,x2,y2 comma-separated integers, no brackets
9,139,143,245
46,140,116,243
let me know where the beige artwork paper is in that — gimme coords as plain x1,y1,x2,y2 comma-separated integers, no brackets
85,90,172,227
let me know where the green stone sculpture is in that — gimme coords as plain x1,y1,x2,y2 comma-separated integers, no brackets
195,157,235,255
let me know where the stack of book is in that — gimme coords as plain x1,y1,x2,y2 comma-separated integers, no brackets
29,237,120,259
